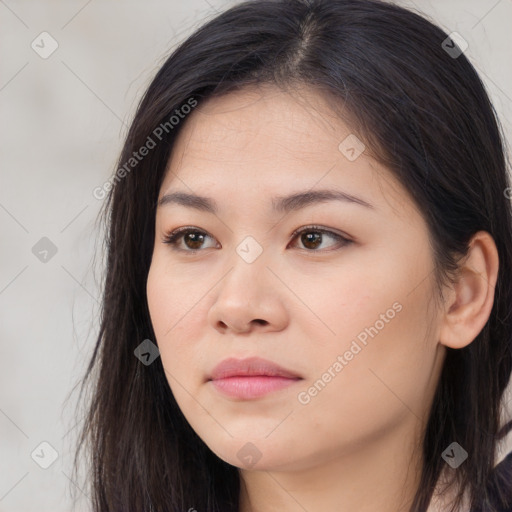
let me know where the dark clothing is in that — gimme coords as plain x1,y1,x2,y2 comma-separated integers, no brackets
472,451,512,511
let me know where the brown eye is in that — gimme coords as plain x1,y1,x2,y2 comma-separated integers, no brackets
162,225,351,254
289,226,352,251
300,232,323,250
182,232,206,250
162,228,217,252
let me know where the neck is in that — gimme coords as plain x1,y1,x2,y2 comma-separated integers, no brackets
238,415,424,512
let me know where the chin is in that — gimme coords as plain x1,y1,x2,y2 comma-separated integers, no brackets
199,433,301,472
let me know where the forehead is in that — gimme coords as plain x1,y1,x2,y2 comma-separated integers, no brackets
171,84,349,163
159,84,412,219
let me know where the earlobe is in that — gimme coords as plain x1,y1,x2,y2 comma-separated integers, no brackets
439,231,499,350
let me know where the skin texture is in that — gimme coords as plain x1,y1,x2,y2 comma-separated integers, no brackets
146,84,499,512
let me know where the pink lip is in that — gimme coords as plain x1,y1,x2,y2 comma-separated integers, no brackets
208,357,302,399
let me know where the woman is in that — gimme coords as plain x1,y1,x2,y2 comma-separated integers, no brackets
74,0,512,510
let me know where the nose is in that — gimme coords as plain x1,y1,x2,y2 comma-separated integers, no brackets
207,251,288,335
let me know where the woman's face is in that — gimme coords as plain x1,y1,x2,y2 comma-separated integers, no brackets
146,84,445,471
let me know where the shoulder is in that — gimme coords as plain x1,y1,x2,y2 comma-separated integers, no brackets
428,452,512,512
479,450,512,512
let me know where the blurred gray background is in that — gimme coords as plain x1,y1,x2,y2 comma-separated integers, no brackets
1,0,511,510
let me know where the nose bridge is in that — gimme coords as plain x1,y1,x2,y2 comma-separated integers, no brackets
208,233,285,332
222,233,269,297
235,233,266,267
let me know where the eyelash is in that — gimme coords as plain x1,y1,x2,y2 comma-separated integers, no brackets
161,225,352,253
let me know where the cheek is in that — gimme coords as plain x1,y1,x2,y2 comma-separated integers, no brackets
296,244,438,411
147,261,186,361
291,292,436,457
147,262,174,340
147,255,201,337
146,258,211,379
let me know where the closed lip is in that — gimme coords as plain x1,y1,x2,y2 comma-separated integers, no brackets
208,356,302,381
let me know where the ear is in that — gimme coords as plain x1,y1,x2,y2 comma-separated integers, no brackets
439,231,499,349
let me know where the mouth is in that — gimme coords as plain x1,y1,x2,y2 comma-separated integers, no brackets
207,356,303,400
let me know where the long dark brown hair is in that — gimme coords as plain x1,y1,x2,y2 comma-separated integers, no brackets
72,1,512,510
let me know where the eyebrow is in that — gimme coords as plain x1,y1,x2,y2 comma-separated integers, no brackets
157,189,375,214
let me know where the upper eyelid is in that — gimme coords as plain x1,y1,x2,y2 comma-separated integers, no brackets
164,225,347,240
289,225,351,241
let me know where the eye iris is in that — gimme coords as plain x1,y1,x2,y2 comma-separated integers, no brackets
302,232,322,249
184,232,205,249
